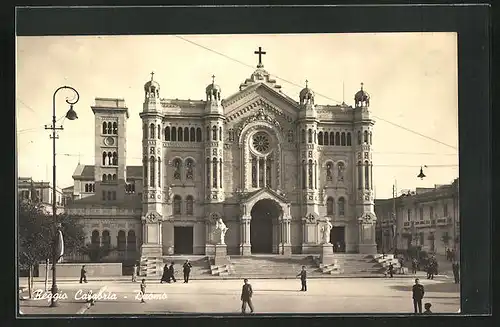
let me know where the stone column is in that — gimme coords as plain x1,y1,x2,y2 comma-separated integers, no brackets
279,217,292,256
262,159,267,187
140,215,163,258
301,216,318,254
256,160,260,187
240,215,251,256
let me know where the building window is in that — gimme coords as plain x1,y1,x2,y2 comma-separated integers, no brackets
323,132,329,145
157,125,161,139
212,126,217,141
318,132,323,145
173,195,181,215
335,132,340,145
171,127,177,141
346,132,352,146
103,122,108,135
308,159,313,189
407,209,411,221
212,158,217,188
186,195,194,215
364,130,368,143
258,158,264,187
308,129,313,143
252,157,257,188
419,207,424,220
173,158,182,180
91,230,100,245
341,132,346,146
364,161,370,190
186,158,194,180
113,122,118,134
265,158,272,187
228,129,234,142
101,230,111,248
301,129,306,143
117,230,126,251
165,127,170,141
443,203,448,217
337,162,345,181
149,156,155,187
326,162,333,181
178,127,183,141
206,158,210,187
429,206,434,219
127,230,136,251
326,197,334,215
190,127,196,142
219,127,222,141
184,127,189,142
338,197,345,216
330,132,335,145
196,128,202,142
357,162,363,189
149,124,155,139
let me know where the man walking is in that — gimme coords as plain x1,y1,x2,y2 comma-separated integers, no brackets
296,266,307,291
387,263,394,278
79,265,87,283
412,278,425,314
132,263,138,283
139,279,146,303
452,260,460,284
167,262,177,283
183,260,192,283
240,278,254,314
411,258,418,274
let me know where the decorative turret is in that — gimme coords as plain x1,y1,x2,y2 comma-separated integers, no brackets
144,71,160,99
354,82,370,108
298,80,317,120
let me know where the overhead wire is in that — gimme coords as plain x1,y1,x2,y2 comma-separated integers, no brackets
174,35,458,151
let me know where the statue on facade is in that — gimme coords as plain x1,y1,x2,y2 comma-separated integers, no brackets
215,218,229,244
321,217,333,244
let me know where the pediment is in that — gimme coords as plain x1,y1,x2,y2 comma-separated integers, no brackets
223,83,300,123
244,188,290,206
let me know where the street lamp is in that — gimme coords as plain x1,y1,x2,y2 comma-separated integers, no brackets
44,86,79,307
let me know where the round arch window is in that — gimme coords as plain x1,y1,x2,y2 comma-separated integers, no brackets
252,132,271,154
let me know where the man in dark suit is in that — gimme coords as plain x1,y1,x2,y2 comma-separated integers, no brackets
241,278,254,314
296,266,307,291
167,262,177,283
452,260,460,284
412,278,425,314
183,260,192,283
80,265,87,283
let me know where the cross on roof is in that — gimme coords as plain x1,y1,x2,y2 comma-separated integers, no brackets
150,71,155,80
254,47,266,67
212,74,216,84
360,82,364,90
305,79,309,88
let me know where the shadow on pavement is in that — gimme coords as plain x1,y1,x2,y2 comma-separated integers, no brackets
390,283,460,293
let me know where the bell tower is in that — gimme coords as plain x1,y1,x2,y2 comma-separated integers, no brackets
91,97,129,203
353,83,377,254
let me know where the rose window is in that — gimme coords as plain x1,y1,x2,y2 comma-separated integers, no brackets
252,133,270,153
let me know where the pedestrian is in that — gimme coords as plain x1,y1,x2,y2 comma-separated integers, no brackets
423,302,432,314
412,258,418,274
139,279,146,303
388,263,394,278
85,289,95,306
168,262,177,283
183,259,192,283
412,278,425,314
296,265,307,291
132,263,138,283
80,265,88,283
160,263,169,283
240,278,254,314
452,260,460,284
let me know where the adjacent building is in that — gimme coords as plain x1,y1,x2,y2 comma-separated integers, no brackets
64,49,380,264
375,178,459,256
17,177,65,215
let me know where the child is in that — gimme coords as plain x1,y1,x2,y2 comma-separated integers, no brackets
423,302,432,314
140,279,146,303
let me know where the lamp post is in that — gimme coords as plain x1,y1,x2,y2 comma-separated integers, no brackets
45,86,79,307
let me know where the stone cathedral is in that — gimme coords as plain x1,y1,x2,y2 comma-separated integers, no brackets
67,49,378,263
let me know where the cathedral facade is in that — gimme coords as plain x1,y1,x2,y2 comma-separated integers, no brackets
66,51,378,260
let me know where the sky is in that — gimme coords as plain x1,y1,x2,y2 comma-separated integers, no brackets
16,33,458,199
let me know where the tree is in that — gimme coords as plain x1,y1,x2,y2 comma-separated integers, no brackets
18,200,86,298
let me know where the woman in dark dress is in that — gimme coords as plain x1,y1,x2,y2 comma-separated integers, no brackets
160,264,169,283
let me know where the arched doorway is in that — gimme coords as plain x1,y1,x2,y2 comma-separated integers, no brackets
250,199,281,254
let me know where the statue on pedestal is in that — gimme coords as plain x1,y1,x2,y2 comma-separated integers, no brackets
215,218,229,245
321,217,333,244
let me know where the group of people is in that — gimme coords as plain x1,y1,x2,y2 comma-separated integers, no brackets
425,256,439,279
412,278,432,314
160,260,193,284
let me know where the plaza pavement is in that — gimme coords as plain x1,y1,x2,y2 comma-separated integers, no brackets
18,277,460,315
